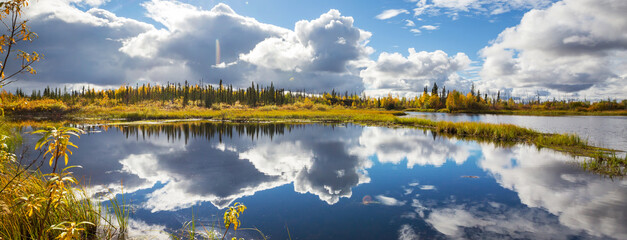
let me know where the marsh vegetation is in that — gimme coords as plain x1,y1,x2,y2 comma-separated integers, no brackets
0,0,625,238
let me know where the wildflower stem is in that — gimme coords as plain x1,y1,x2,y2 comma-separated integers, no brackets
221,223,231,240
39,142,61,237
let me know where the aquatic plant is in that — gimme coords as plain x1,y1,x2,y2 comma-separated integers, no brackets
581,153,627,177
106,182,130,238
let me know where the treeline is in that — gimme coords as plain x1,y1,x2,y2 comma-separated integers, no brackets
5,81,627,112
14,80,297,107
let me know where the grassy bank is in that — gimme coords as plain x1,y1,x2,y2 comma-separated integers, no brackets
75,104,403,122
5,103,625,176
389,118,624,176
0,118,285,240
0,108,624,239
0,165,101,239
3,100,404,121
0,124,142,239
405,108,627,116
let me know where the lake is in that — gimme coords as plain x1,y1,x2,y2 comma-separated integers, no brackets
403,112,627,152
20,122,627,239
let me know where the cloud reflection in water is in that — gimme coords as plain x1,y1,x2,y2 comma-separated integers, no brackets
420,144,626,239
31,123,625,239
70,123,371,210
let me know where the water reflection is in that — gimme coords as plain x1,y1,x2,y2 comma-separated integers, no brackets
408,144,627,239
403,112,627,151
20,122,626,239
110,123,302,144
352,127,471,168
66,123,370,210
478,144,627,238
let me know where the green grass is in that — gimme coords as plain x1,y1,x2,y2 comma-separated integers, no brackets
106,188,130,238
0,124,130,240
0,165,100,239
391,117,616,166
0,103,624,240
395,117,540,141
0,117,21,151
70,109,622,176
581,153,627,177
4,103,625,177
406,108,627,116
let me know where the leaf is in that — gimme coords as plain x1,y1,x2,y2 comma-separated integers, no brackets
62,165,82,171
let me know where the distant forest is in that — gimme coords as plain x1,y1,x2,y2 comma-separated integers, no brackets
4,81,626,112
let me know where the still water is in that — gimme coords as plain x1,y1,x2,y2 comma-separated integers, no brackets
22,123,627,239
403,112,627,152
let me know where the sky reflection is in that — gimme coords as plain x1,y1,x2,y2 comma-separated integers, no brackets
20,123,626,239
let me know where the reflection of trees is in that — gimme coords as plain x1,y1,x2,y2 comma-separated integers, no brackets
74,123,478,211
84,122,304,144
73,123,372,210
75,123,626,239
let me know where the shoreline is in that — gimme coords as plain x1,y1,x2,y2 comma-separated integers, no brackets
4,107,625,177
403,108,627,116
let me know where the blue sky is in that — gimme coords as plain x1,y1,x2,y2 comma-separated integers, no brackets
95,0,526,59
9,0,627,99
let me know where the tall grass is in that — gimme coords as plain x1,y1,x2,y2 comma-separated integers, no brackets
0,162,134,239
107,186,130,238
20,104,620,176
395,117,537,141
535,133,587,148
581,153,627,177
0,125,133,240
0,164,100,239
449,109,627,116
392,116,625,177
0,117,21,150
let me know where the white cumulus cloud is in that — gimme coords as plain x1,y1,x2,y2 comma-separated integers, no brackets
241,9,373,74
10,0,531,99
360,48,471,97
13,0,375,93
479,0,627,99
